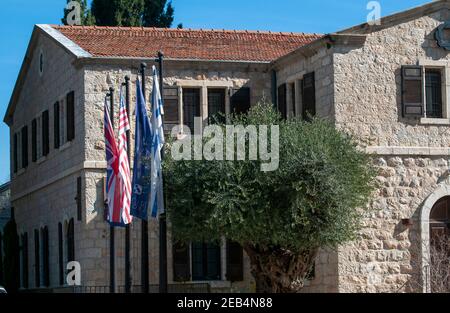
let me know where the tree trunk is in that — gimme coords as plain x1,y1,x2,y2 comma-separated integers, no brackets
243,244,318,293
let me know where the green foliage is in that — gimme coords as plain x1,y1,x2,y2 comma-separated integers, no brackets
62,0,95,26
2,218,19,292
165,102,376,254
143,0,174,27
88,0,175,27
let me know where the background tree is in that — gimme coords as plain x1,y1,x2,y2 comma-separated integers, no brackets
165,103,376,293
143,0,175,27
3,215,19,292
91,0,145,27
62,0,95,26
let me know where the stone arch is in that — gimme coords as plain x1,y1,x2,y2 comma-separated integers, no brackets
420,183,450,293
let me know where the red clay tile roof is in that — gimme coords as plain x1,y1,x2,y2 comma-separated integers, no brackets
52,25,322,62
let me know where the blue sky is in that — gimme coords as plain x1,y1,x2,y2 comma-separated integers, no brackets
0,0,431,184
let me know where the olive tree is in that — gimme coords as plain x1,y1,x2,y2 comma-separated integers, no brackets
165,102,376,293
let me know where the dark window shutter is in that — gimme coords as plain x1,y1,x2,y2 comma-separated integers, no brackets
277,84,287,119
67,91,75,142
231,87,251,115
32,119,37,162
226,241,244,282
402,65,424,117
43,227,50,287
42,110,49,156
67,219,75,262
13,133,18,173
291,83,296,117
302,72,316,120
21,126,28,168
76,177,82,221
54,102,60,149
58,223,64,286
183,88,201,132
34,229,40,287
208,89,226,124
173,242,191,282
163,86,179,133
22,233,29,289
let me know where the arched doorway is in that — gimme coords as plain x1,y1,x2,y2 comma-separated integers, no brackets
429,197,450,293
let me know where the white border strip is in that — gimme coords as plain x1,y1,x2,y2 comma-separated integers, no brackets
36,24,92,58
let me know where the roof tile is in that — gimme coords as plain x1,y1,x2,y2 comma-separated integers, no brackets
52,25,322,62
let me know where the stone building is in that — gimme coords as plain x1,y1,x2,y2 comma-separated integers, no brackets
4,0,450,293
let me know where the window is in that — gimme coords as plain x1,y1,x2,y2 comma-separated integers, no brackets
277,84,287,120
425,69,443,118
302,72,316,120
163,87,180,133
66,219,75,264
41,227,50,287
290,82,296,117
21,233,29,289
13,133,18,173
58,223,64,286
230,87,251,115
402,65,446,119
182,88,201,133
226,241,244,282
34,229,40,288
192,242,221,281
54,102,60,149
42,110,49,156
39,52,44,75
173,242,191,282
32,119,37,162
208,89,226,124
66,91,75,142
21,126,28,169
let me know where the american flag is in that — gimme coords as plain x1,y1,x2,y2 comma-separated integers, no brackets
104,92,132,227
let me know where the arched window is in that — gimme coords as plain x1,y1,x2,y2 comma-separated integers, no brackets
430,196,450,242
429,197,450,292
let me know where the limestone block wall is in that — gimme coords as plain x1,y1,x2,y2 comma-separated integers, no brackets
338,155,448,293
80,60,271,290
333,9,450,292
275,45,335,121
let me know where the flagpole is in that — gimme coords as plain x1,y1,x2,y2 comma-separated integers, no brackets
156,51,168,294
124,76,132,293
140,62,150,294
108,87,116,294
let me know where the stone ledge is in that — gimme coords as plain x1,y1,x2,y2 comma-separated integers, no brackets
366,146,450,156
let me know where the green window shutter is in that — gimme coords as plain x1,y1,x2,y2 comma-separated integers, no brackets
58,223,64,286
402,65,424,117
42,110,50,156
34,229,40,288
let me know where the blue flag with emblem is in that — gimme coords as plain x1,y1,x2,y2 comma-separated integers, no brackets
130,79,153,220
149,66,165,219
